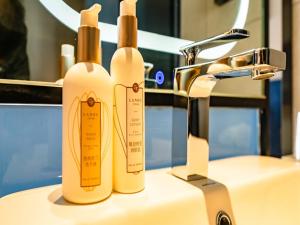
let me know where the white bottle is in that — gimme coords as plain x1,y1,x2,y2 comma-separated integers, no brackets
62,4,112,204
56,44,75,85
111,0,145,193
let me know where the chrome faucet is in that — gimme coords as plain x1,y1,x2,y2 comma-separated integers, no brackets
171,29,286,181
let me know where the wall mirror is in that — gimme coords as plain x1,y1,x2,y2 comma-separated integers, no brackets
0,0,266,96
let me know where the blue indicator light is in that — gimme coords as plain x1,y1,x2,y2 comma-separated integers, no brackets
155,70,165,85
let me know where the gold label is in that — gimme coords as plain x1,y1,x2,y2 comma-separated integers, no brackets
126,83,144,173
80,97,101,187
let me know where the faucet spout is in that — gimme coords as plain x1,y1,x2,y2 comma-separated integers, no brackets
174,48,286,98
171,47,286,181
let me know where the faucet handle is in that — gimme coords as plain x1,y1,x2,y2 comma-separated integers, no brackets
180,28,250,65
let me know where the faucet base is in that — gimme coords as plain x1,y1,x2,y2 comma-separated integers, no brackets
171,165,207,181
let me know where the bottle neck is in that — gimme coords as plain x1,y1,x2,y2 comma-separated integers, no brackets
117,15,137,48
77,26,101,64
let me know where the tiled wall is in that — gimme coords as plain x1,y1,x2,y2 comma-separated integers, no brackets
0,105,62,197
0,104,260,197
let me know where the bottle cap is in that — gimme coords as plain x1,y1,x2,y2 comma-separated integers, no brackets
60,44,75,79
61,44,74,57
80,4,101,27
120,0,137,16
77,4,101,64
118,0,138,48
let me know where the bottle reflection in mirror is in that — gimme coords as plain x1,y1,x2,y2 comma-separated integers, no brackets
0,0,29,80
56,44,75,85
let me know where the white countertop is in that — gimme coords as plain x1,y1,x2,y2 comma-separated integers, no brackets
1,156,300,225
0,169,206,225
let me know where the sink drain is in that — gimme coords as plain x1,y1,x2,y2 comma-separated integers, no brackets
216,211,232,225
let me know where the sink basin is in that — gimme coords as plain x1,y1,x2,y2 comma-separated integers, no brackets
1,156,300,225
208,156,300,225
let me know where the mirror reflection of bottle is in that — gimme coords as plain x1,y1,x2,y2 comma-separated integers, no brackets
56,44,75,85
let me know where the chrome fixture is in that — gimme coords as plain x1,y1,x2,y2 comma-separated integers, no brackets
144,62,157,88
216,211,232,225
171,29,286,181
144,62,154,78
180,29,249,65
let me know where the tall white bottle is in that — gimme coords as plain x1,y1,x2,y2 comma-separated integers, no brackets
111,0,145,193
62,4,112,204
